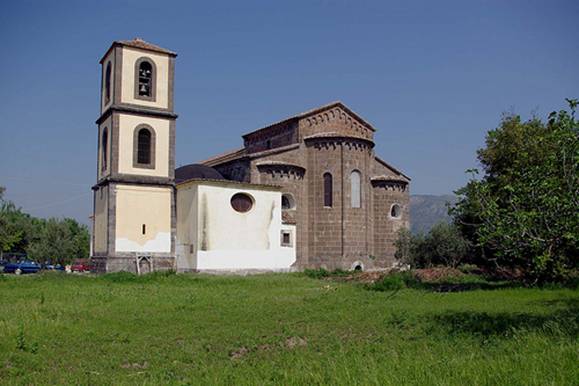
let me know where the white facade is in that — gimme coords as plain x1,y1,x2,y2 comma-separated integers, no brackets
176,180,297,272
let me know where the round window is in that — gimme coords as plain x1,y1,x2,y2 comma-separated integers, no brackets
231,193,254,213
390,204,402,219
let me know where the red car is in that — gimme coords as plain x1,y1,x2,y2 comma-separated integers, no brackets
71,260,93,273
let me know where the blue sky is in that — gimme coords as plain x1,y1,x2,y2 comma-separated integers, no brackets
0,0,577,225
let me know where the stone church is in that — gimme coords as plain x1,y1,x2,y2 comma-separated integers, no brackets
91,39,410,273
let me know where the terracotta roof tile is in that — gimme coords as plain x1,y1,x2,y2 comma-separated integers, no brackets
117,38,176,56
282,211,297,225
199,148,247,167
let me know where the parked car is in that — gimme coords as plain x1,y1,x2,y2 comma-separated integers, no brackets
42,263,65,272
3,261,42,275
71,260,93,273
0,259,7,273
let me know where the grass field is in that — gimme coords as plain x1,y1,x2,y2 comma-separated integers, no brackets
0,272,577,385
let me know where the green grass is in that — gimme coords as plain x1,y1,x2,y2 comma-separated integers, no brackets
0,272,577,385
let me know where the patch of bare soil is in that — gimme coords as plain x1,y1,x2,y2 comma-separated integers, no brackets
121,361,149,369
229,337,308,360
285,336,307,349
229,346,249,360
327,271,390,284
414,267,464,282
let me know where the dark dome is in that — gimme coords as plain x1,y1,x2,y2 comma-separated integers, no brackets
175,164,225,183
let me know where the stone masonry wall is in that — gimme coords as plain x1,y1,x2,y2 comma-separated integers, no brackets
372,181,410,266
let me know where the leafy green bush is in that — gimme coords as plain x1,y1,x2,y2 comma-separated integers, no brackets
367,271,421,291
395,223,470,268
303,268,330,279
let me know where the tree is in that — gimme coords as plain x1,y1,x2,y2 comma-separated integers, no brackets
451,100,579,283
0,187,24,258
27,218,90,265
395,222,470,268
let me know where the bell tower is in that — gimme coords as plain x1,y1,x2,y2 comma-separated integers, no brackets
91,38,177,273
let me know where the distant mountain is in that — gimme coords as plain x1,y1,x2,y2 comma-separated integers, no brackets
410,194,457,234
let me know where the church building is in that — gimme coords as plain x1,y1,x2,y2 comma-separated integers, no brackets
91,39,410,273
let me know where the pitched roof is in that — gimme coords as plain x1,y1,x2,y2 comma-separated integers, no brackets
198,148,247,167
241,101,377,139
374,156,411,181
100,38,176,63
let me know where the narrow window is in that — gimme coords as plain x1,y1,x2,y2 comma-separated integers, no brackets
104,62,111,104
101,127,108,172
281,230,292,247
137,128,151,164
351,170,361,208
138,61,153,97
323,173,333,207
142,224,146,235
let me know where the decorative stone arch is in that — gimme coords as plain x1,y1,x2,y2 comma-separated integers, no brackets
133,124,156,169
256,162,306,181
134,56,157,102
136,255,153,275
351,261,364,271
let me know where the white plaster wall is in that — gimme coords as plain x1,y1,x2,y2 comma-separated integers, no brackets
117,114,170,177
115,184,171,253
175,182,296,271
175,183,198,271
121,47,169,109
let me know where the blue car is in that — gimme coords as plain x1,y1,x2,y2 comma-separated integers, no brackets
42,263,65,271
3,261,41,275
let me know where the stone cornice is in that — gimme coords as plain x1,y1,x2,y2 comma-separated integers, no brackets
92,175,174,190
303,134,375,148
96,104,178,124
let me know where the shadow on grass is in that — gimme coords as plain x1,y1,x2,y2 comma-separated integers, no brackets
429,299,578,338
418,281,519,293
366,271,521,293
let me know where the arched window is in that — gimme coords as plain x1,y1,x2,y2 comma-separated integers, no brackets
390,204,402,219
104,62,111,104
351,170,361,208
323,173,333,207
135,58,156,100
133,125,156,168
101,127,108,172
137,128,151,164
281,193,295,210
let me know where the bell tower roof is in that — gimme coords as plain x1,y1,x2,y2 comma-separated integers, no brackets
100,38,177,63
